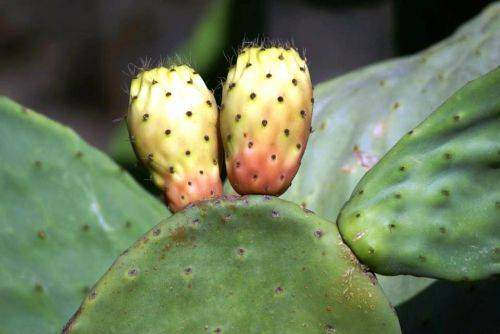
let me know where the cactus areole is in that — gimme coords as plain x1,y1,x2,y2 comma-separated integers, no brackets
221,46,314,196
127,65,223,212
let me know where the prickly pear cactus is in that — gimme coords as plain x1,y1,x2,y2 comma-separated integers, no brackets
64,196,401,334
0,97,169,333
338,67,500,281
262,1,500,307
128,65,223,212
221,46,313,195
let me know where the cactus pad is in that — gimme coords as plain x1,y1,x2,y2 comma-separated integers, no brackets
0,97,169,333
65,196,400,334
338,67,500,281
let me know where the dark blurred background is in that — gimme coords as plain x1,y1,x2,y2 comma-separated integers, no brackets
0,0,493,151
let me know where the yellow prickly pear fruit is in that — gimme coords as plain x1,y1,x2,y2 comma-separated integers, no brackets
127,65,222,212
220,45,313,195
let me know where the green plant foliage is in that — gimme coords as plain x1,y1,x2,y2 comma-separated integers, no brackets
339,67,500,281
283,3,500,218
64,196,400,334
222,3,500,331
0,97,169,333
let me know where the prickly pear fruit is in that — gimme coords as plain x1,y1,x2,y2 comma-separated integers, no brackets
127,65,222,212
338,67,500,281
220,45,313,195
64,196,401,334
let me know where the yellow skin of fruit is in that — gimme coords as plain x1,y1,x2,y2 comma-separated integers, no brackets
128,65,222,212
221,46,313,195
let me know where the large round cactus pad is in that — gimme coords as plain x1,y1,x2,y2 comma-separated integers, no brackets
64,196,400,333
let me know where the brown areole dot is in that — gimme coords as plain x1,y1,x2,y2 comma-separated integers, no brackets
246,63,252,68
186,111,193,117
229,83,236,90
248,141,253,149
278,54,284,60
271,154,276,160
169,166,175,174
206,100,212,106
187,79,193,84
266,73,272,78
165,92,172,97
292,78,297,85
185,150,191,156
262,120,268,127
284,129,290,136
204,135,209,141
235,114,241,122
142,113,149,121
165,129,171,135
300,110,306,118
250,92,256,99
296,143,302,149
277,96,284,102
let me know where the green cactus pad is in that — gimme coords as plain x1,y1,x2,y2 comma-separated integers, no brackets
268,2,500,309
64,196,400,334
0,97,169,333
338,67,500,281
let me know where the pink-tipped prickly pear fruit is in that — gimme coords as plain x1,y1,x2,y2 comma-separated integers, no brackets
220,46,313,195
127,65,223,212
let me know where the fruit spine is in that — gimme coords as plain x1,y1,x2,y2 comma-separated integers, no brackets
127,65,222,212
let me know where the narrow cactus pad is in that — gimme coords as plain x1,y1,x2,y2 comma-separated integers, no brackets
65,196,400,334
338,67,500,281
0,97,169,333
